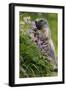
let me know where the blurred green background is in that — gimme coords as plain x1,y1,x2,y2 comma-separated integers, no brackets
19,12,58,78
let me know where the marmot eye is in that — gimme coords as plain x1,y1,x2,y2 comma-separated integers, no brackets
39,20,44,22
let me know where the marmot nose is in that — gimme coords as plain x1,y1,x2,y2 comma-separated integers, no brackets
35,21,42,30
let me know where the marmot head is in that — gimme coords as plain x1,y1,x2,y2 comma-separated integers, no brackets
35,18,48,30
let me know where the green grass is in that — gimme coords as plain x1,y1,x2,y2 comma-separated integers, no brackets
19,12,58,78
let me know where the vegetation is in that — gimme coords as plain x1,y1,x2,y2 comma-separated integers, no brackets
19,12,58,78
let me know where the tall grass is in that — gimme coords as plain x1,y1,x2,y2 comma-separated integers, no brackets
20,33,54,78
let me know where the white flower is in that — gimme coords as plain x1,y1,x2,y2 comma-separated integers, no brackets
23,16,31,24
